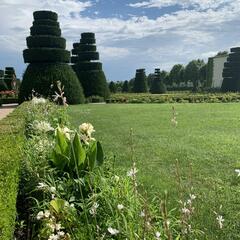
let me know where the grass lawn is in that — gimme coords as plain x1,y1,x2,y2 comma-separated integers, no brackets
68,103,240,239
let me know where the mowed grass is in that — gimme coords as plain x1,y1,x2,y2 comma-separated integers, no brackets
68,103,240,239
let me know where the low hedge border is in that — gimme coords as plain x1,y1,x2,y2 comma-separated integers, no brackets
107,93,240,104
0,104,26,240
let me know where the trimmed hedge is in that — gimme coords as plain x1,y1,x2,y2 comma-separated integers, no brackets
81,32,95,39
0,105,25,240
33,19,59,27
72,45,97,53
27,36,66,49
5,67,14,71
77,52,99,61
23,48,70,63
74,70,110,99
33,11,58,21
72,62,102,71
80,38,96,44
30,25,61,36
19,63,85,104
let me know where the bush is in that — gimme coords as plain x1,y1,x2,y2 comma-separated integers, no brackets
33,11,58,21
0,105,25,240
30,25,61,36
32,19,60,27
27,36,66,49
19,63,85,104
133,69,148,93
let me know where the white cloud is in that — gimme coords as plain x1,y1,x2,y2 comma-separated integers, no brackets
98,46,130,59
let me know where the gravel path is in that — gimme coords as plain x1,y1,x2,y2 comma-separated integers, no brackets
0,104,18,120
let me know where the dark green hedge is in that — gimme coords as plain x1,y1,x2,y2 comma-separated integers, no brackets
30,25,61,36
72,45,97,53
81,32,95,39
33,11,58,21
230,47,240,53
23,48,70,63
27,36,66,49
0,70,4,77
5,67,14,71
0,79,8,91
72,62,102,71
19,63,85,104
0,106,25,240
33,19,59,27
75,70,109,99
80,38,96,44
224,62,240,68
77,52,99,61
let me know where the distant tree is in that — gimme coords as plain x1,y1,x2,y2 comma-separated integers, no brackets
150,68,166,94
169,64,184,86
199,64,207,86
109,81,117,93
185,59,205,91
128,78,135,92
216,51,228,57
122,80,129,92
147,73,155,89
133,69,147,93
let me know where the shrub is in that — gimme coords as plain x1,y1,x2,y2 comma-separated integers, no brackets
19,10,84,104
150,68,166,94
133,69,148,93
71,32,109,100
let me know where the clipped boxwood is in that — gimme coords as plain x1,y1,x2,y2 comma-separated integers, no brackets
23,48,70,63
73,62,102,71
80,38,96,44
32,19,59,27
27,36,66,49
19,63,85,104
81,32,95,39
72,45,97,53
0,106,25,240
30,25,61,36
33,10,58,21
77,52,99,61
230,47,240,53
5,67,14,71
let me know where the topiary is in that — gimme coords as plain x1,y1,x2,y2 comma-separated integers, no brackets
122,80,129,92
221,47,240,92
19,10,84,104
71,32,109,100
3,67,16,90
150,68,166,94
133,69,148,93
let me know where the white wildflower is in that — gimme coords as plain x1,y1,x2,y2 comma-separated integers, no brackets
55,223,62,231
32,97,46,105
47,223,55,232
235,169,240,177
108,227,119,235
155,231,161,239
89,202,99,216
37,182,48,190
127,163,138,178
140,211,145,217
171,117,178,127
50,186,56,193
114,175,120,182
70,203,75,208
182,207,190,215
216,215,224,229
57,231,65,237
44,210,51,218
48,234,59,240
56,126,72,140
117,204,124,210
79,123,95,137
36,211,44,220
189,194,196,200
33,120,54,133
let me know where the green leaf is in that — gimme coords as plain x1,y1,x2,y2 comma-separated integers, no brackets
71,133,86,169
56,128,69,154
50,198,65,214
51,150,69,171
96,141,104,166
88,141,97,170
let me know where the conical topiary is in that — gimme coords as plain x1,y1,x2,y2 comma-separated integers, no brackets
19,10,84,104
3,67,16,90
0,69,8,91
133,69,147,93
150,68,166,94
71,32,109,100
221,47,240,92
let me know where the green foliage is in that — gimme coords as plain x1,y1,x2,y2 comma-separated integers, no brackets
0,105,25,240
150,69,167,94
51,128,104,177
20,10,85,104
222,47,240,92
169,64,184,85
71,32,109,100
27,36,66,49
133,69,148,93
206,57,214,87
109,81,117,93
19,63,85,104
122,80,129,92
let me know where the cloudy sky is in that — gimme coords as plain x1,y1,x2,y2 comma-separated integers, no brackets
0,0,240,81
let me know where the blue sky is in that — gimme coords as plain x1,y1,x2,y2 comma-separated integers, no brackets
0,0,240,81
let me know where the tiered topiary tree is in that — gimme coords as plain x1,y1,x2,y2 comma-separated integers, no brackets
221,47,240,92
19,10,84,104
3,67,16,90
122,80,129,93
133,69,147,93
71,33,109,100
150,68,166,94
0,69,7,91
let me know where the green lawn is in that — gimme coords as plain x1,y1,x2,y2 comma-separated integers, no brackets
68,103,240,239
